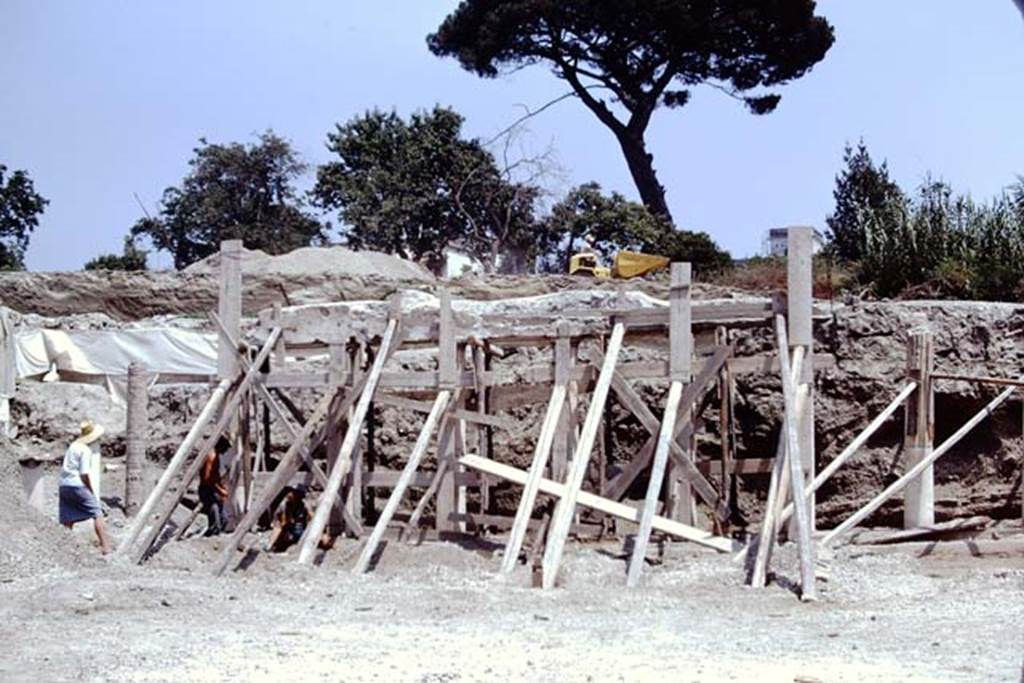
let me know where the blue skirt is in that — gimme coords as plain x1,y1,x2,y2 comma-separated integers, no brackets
59,485,102,525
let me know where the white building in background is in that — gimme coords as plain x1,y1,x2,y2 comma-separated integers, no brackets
763,227,825,257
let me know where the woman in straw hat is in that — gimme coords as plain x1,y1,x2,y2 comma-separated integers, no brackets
58,420,113,554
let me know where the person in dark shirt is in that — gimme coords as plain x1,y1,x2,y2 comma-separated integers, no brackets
268,485,311,552
198,437,231,537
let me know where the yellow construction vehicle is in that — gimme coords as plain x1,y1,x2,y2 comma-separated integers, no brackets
569,250,670,279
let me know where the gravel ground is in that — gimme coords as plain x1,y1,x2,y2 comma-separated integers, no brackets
1,530,1021,683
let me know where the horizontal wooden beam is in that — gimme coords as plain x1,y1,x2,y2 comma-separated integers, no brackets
696,457,774,476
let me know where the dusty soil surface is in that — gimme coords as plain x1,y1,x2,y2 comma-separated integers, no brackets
1,527,1021,683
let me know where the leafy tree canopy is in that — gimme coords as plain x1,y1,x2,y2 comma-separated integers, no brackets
537,182,730,274
0,163,48,270
825,141,905,263
429,1,834,222
313,106,538,274
131,132,324,269
84,237,148,271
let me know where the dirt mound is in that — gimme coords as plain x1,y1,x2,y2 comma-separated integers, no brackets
183,245,435,282
0,436,99,581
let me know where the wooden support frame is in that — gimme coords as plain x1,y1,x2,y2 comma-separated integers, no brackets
603,347,729,511
541,322,625,589
297,317,399,565
130,328,282,563
736,381,918,566
822,382,1018,547
461,454,736,553
213,384,346,575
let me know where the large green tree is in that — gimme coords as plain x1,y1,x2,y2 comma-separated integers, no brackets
538,182,730,273
0,164,48,270
428,1,834,224
131,132,324,269
313,106,539,274
825,141,905,263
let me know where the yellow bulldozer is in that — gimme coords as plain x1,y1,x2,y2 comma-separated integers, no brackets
569,250,670,279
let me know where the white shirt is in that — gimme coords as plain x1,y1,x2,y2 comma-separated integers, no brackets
59,441,94,489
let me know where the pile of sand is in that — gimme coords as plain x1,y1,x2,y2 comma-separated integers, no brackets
0,437,98,581
184,245,435,282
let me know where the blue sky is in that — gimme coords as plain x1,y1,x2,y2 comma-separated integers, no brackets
1,1,1022,271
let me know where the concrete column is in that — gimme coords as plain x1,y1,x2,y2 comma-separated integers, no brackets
125,361,149,516
904,331,935,528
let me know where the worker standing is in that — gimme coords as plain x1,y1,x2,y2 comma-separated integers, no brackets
58,420,113,554
198,437,231,536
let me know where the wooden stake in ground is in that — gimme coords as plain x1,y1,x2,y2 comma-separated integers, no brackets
541,321,625,589
124,361,149,517
775,315,817,601
297,318,399,565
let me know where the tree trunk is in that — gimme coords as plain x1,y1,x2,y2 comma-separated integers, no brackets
616,132,674,224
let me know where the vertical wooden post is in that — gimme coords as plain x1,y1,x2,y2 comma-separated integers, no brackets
786,226,815,533
435,290,459,533
473,344,490,513
552,326,573,481
716,326,733,522
904,331,935,528
541,322,625,589
124,361,148,517
666,263,694,524
217,240,243,381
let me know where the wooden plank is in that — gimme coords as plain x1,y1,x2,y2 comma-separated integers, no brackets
541,322,625,589
626,379,683,587
212,386,342,576
460,454,736,553
787,226,815,535
822,382,1018,547
727,353,836,376
400,391,464,537
375,393,512,430
131,328,282,563
698,458,773,476
297,318,399,565
115,378,231,557
748,346,803,587
353,390,452,574
435,293,459,533
217,239,243,379
904,332,935,528
932,373,1024,388
666,263,694,524
776,315,817,601
501,383,567,574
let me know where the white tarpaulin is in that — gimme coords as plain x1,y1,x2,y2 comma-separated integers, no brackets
14,328,218,403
